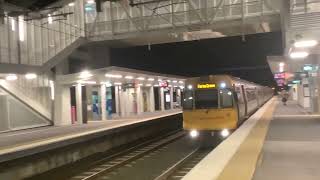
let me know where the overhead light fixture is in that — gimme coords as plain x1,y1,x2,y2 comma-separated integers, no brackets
146,84,152,87
148,78,154,81
294,40,318,48
179,81,184,84
49,80,54,100
101,81,112,87
114,82,122,85
6,74,17,81
68,2,75,6
105,74,122,78
25,73,37,80
187,85,192,90
158,79,162,82
290,51,309,59
154,84,159,87
78,80,96,84
125,76,134,79
279,62,285,67
18,16,24,41
138,83,143,86
79,71,92,79
48,14,53,24
11,18,15,31
87,0,95,4
137,77,145,80
167,80,171,82
172,80,177,83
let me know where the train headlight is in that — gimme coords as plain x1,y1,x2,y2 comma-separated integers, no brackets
190,130,199,138
221,129,230,137
220,82,226,88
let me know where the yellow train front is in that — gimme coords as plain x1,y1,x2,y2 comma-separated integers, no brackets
182,75,273,140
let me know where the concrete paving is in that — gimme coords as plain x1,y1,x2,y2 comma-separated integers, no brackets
0,109,181,158
253,100,320,180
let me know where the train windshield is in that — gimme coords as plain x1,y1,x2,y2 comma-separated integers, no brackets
183,90,194,109
194,89,218,109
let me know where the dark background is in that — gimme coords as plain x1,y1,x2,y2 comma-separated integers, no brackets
110,32,283,87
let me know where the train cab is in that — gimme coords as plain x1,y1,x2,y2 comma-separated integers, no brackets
182,75,273,140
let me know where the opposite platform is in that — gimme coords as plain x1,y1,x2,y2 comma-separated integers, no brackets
0,109,181,163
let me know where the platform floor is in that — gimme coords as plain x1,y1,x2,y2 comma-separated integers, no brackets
253,100,320,180
0,109,181,162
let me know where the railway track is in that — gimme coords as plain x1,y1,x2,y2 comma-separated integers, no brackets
154,148,211,180
69,131,186,180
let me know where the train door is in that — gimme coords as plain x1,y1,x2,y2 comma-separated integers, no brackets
236,86,246,123
241,85,248,117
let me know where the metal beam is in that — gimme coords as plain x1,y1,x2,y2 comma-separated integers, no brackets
209,0,224,24
186,0,204,23
119,0,144,32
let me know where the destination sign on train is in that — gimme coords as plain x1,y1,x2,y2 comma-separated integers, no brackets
197,84,216,89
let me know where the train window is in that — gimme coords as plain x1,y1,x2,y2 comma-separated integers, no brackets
194,89,218,109
219,89,233,108
183,90,193,109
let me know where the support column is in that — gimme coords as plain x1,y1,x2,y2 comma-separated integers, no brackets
101,84,106,120
149,87,155,112
160,87,165,111
170,86,174,109
76,83,83,124
54,84,71,126
115,86,120,116
136,86,143,114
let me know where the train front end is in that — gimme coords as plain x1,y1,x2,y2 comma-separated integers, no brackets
182,76,238,139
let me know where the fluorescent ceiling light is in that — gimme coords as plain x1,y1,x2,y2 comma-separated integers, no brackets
172,80,177,83
279,62,285,67
290,51,309,59
294,40,318,48
87,0,95,4
105,74,122,78
79,71,92,78
6,74,17,81
25,73,37,79
146,84,152,87
125,76,134,79
137,77,145,80
78,80,96,84
179,81,184,84
68,2,75,6
148,78,154,81
114,82,122,85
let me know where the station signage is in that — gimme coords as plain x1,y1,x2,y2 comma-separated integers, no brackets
274,73,285,79
197,84,216,89
123,83,135,89
276,79,285,87
159,81,169,88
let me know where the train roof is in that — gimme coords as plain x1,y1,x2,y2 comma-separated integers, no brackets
185,74,270,89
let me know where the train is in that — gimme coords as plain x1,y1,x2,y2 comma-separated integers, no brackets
182,75,273,139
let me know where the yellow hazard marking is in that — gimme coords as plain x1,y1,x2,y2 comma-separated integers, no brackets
216,101,276,180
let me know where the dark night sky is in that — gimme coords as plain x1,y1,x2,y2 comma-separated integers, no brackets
110,32,283,86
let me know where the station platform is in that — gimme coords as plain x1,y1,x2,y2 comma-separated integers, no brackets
0,109,181,163
183,97,320,180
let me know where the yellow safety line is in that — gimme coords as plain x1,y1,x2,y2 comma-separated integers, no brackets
216,101,276,180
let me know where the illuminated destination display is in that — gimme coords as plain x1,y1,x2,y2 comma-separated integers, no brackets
197,84,216,89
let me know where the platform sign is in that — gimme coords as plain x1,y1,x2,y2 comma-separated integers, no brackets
276,78,285,87
197,84,216,89
159,81,169,88
274,73,285,79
